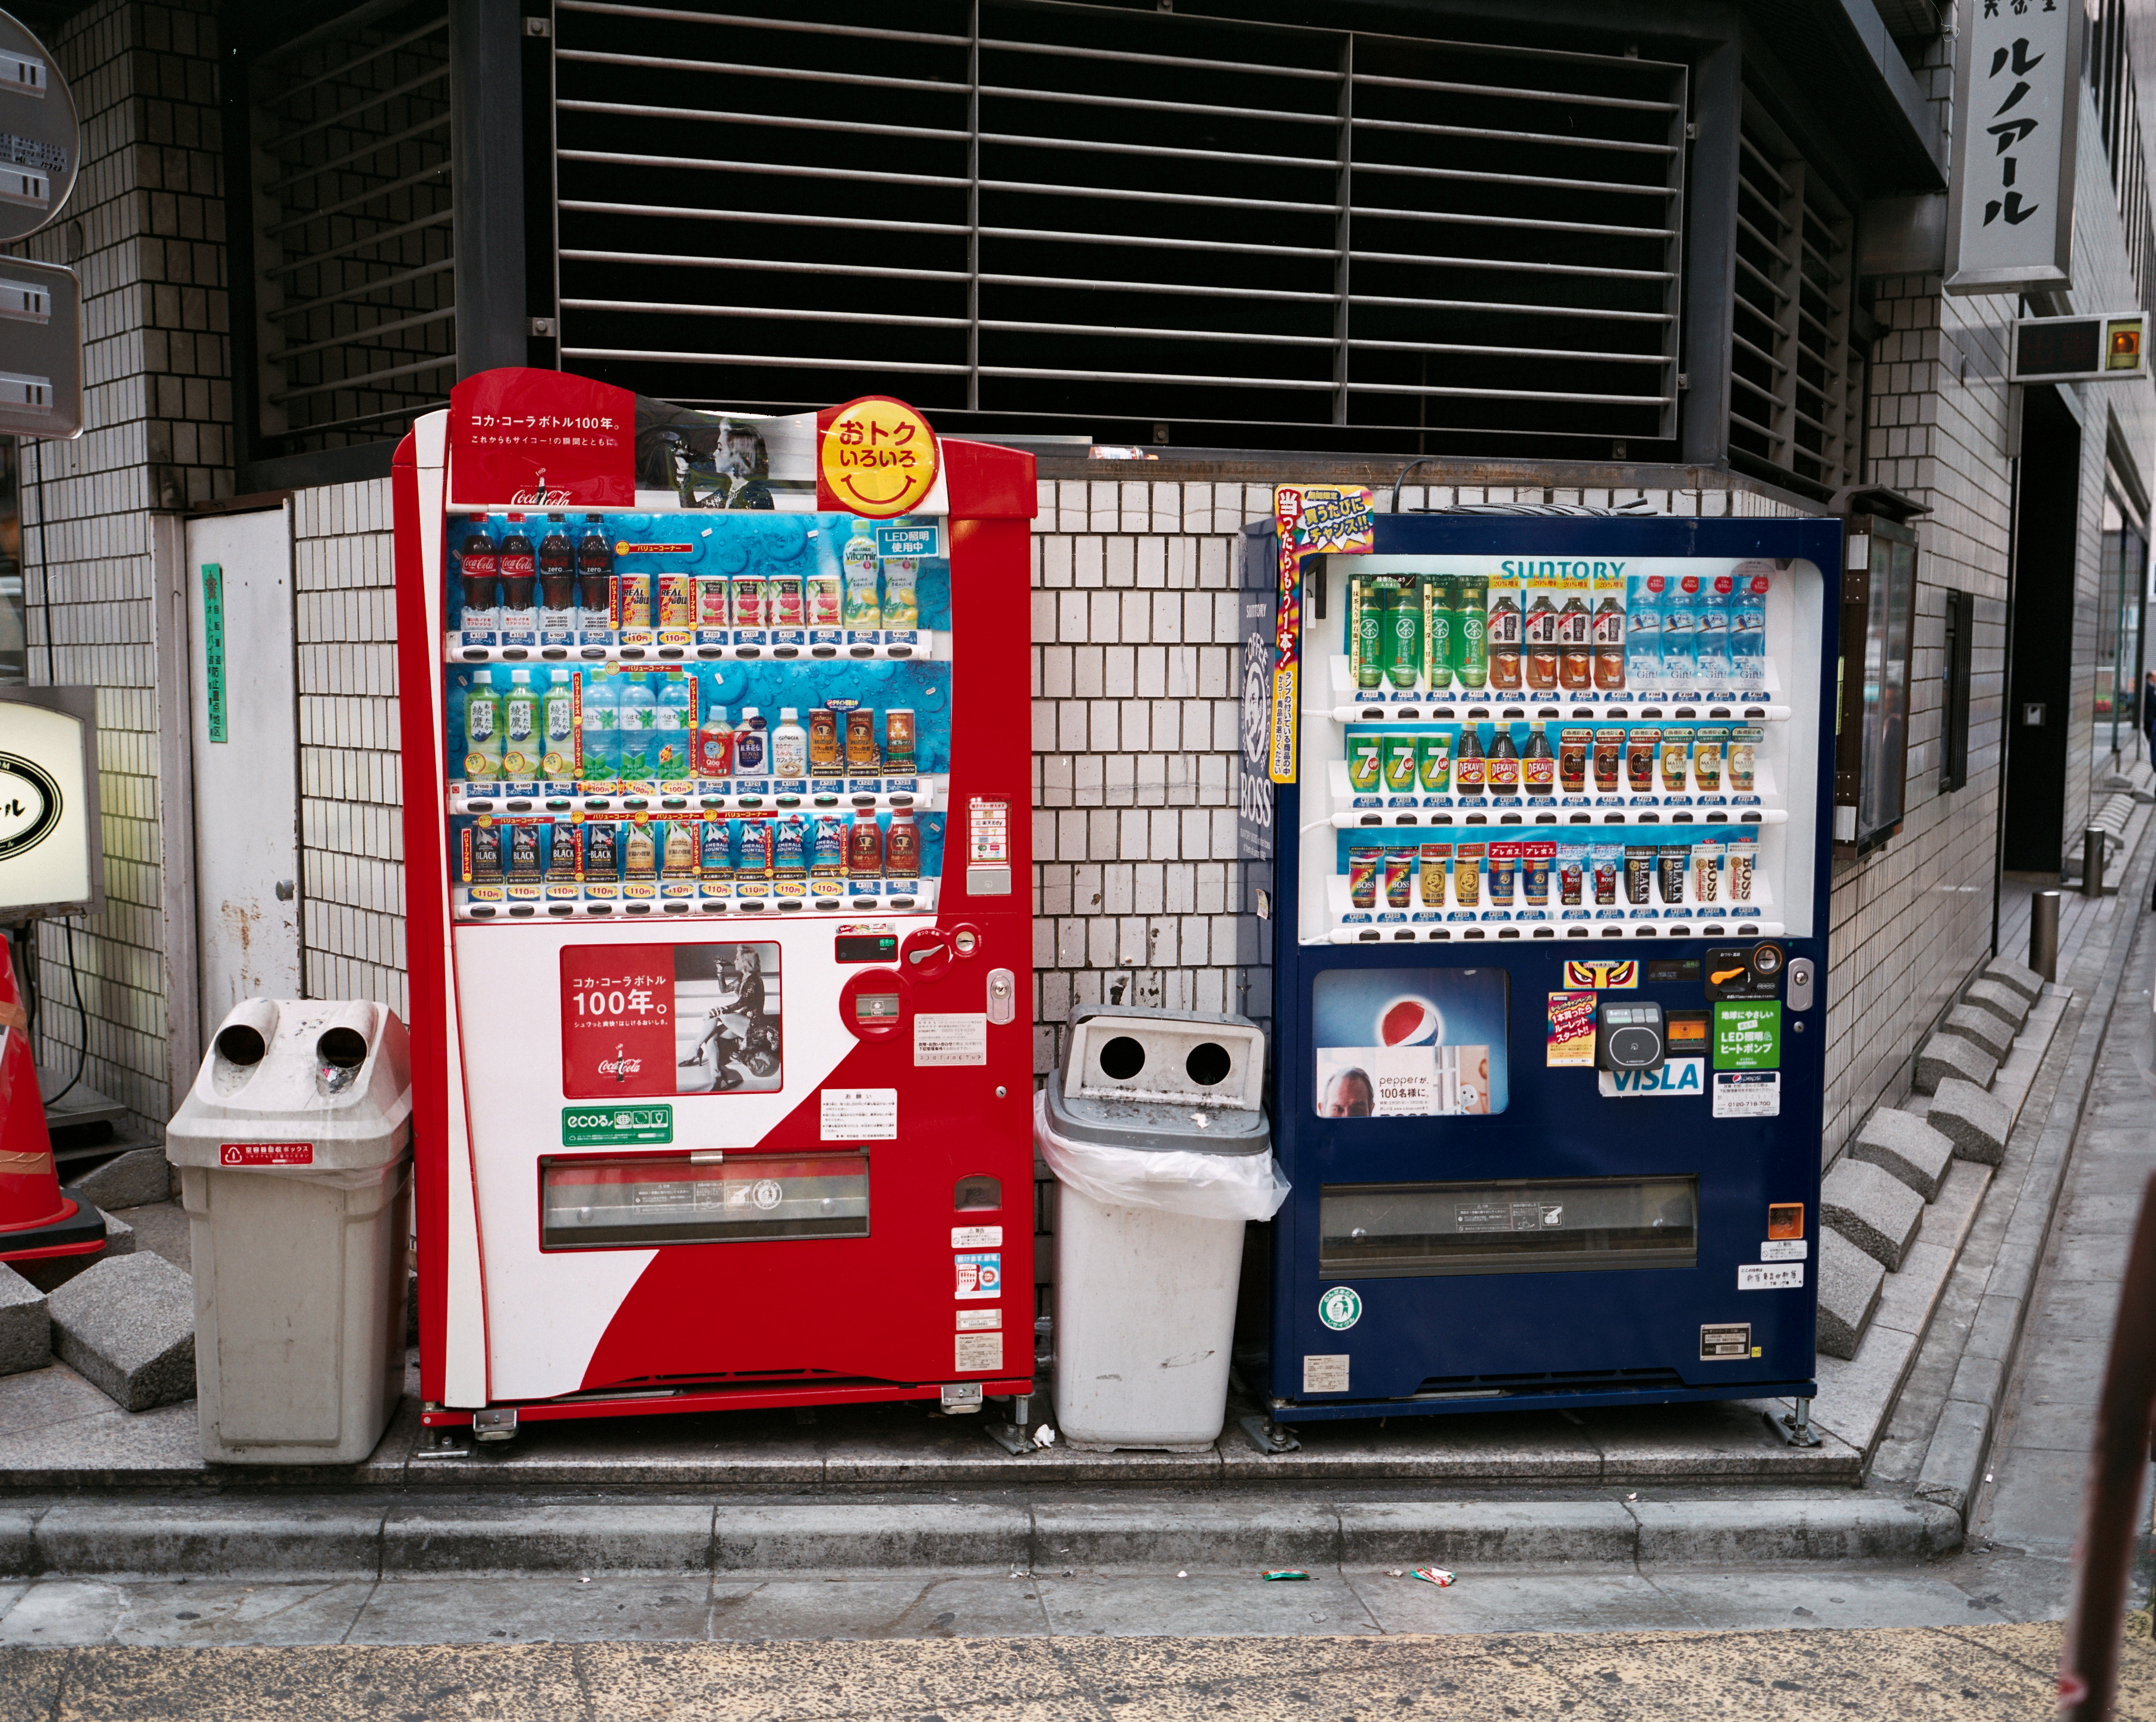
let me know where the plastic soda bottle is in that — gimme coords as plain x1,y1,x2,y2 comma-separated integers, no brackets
1695,575,1733,685
456,517,498,643
541,670,577,784
497,517,538,647
578,671,619,791
652,672,692,784
1731,567,1769,688
1382,578,1421,690
462,674,505,784
576,516,613,645
1592,592,1627,690
537,515,576,647
1627,574,1663,686
1662,576,1698,683
1423,576,1454,690
616,673,657,786
696,703,733,786
501,668,540,783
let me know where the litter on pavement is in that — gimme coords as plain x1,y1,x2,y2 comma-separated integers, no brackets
1411,1568,1457,1587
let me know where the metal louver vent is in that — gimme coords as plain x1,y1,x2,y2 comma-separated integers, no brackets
248,1,455,458
550,0,1685,456
1726,100,1859,496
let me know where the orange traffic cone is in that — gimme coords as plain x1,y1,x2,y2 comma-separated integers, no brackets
0,938,106,1264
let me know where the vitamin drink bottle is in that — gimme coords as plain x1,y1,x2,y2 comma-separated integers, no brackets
696,704,733,786
842,520,881,641
457,517,499,643
1455,575,1490,689
537,515,576,647
501,668,540,784
1487,726,1520,794
497,517,537,647
615,673,657,788
462,674,506,784
1592,593,1627,689
578,672,619,792
1382,579,1421,690
653,672,693,786
1454,725,1486,795
575,516,613,646
1557,592,1593,690
1522,723,1555,796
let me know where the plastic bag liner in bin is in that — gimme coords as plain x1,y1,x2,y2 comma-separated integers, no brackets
1034,1081,1287,1220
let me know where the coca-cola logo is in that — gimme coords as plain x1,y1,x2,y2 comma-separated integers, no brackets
597,1042,643,1082
510,471,555,506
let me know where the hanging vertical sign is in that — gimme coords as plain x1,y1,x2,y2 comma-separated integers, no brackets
1269,486,1374,784
1944,0,2083,297
200,563,227,744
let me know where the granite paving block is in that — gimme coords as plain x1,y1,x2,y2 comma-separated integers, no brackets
45,1252,196,1413
1925,1077,2012,1165
0,1266,48,1377
16,1210,135,1294
1821,1159,1925,1272
1982,954,2045,1002
1848,1106,1956,1201
1939,1004,2014,1063
1915,1032,1997,1096
1962,979,2032,1032
73,1149,172,1212
1817,1230,1885,1361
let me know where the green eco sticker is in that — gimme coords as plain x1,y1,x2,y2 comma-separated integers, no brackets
200,563,226,744
1713,1001,1782,1071
561,1104,673,1146
1318,1285,1363,1331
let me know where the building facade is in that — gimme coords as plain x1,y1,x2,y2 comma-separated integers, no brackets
2,0,2151,1191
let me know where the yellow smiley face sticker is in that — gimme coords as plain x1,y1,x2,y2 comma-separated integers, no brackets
818,396,939,518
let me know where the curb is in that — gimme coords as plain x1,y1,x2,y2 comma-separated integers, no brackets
1912,813,2156,1520
0,1494,1965,1579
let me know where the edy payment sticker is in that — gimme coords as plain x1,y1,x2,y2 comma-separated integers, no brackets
954,1253,1002,1299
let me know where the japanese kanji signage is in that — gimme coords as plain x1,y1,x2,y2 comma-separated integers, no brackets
1946,0,2082,297
448,368,635,506
1269,486,1375,784
815,395,940,517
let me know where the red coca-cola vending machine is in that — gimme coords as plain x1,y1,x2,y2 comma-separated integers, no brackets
393,368,1036,1438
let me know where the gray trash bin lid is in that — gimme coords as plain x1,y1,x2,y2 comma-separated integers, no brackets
1044,1069,1271,1156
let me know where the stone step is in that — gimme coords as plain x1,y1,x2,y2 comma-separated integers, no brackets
0,1264,48,1377
1915,1032,1998,1095
1846,1107,1957,1201
1938,1004,2014,1063
1962,979,2031,1033
72,1146,174,1211
1981,954,2045,1004
45,1251,196,1413
1817,1229,1886,1361
1919,1078,2012,1166
1820,1159,1925,1272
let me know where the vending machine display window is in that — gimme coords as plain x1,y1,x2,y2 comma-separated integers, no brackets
1319,1177,1698,1277
540,1152,869,1250
1312,966,1507,1117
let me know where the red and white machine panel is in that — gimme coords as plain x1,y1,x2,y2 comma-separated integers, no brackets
393,370,1036,1425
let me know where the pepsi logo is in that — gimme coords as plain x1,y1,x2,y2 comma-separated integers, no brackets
1376,994,1443,1048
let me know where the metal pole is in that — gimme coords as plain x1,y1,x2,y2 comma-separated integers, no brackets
2083,828,2108,899
2056,1171,2156,1721
2030,888,2060,982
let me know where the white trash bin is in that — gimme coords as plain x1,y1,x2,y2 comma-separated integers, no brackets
1038,1007,1286,1451
165,998,414,1464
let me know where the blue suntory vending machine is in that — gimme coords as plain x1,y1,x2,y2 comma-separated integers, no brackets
1239,495,1840,1431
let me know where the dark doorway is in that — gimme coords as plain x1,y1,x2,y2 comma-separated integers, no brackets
2004,387,2082,872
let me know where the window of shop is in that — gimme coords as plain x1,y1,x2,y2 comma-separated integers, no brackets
2096,482,2147,759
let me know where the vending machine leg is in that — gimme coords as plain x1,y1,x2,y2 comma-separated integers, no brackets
984,1393,1039,1456
1767,1397,1824,1449
1238,1413,1303,1456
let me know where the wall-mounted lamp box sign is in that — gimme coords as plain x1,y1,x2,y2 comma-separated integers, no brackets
0,686,101,918
2007,313,2149,384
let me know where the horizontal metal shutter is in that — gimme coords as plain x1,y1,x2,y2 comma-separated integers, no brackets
247,1,456,459
550,0,1684,457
